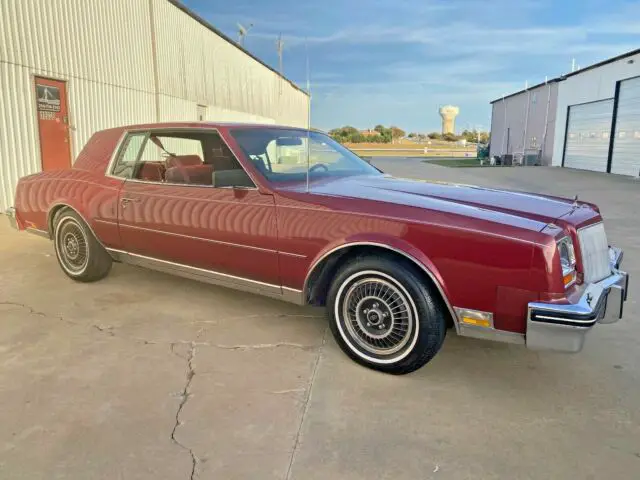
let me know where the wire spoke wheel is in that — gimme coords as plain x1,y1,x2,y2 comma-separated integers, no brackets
55,217,89,274
329,258,447,374
342,276,414,357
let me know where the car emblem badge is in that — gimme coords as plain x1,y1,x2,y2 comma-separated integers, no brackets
586,293,593,306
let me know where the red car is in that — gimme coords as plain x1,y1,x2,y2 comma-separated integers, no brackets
7,122,629,374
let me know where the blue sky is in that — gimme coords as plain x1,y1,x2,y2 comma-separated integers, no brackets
184,0,640,133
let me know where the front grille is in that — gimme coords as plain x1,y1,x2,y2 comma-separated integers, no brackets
578,223,611,283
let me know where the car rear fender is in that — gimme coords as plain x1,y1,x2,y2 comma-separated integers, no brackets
46,201,94,240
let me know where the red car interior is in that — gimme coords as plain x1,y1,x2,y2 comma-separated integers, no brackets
166,155,202,168
165,165,214,184
137,162,166,182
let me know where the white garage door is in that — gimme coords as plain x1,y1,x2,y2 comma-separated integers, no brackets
563,99,614,172
611,77,640,177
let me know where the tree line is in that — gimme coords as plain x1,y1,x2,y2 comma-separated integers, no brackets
408,130,490,144
329,125,406,143
329,125,489,144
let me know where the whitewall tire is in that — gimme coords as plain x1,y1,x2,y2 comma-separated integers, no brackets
53,208,112,282
327,255,447,374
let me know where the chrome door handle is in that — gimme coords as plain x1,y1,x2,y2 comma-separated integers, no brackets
120,197,140,208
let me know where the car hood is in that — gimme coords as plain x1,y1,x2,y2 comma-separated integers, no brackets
289,175,581,231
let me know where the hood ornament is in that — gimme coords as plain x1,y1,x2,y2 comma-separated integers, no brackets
570,194,581,212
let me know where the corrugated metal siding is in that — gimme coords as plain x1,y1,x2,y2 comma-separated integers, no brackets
0,62,41,211
0,0,308,211
552,53,640,167
69,80,156,159
0,0,157,211
611,76,640,176
158,95,276,124
563,100,614,172
1,0,154,91
0,61,156,211
152,0,308,127
158,95,200,122
488,83,558,165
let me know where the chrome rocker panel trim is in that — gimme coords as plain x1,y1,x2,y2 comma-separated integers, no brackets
526,246,628,353
25,227,51,239
106,249,305,305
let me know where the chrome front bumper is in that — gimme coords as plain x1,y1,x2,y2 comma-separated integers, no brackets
6,207,18,230
526,247,628,353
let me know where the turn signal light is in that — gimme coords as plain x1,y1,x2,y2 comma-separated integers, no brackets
454,308,494,329
461,316,492,328
563,270,577,287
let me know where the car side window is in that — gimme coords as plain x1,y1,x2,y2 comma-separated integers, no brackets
111,133,146,179
128,131,255,188
208,140,255,188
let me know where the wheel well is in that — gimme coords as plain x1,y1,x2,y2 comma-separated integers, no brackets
305,245,454,326
47,204,71,235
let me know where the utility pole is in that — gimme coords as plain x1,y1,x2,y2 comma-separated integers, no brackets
237,22,253,47
276,34,284,95
276,34,284,75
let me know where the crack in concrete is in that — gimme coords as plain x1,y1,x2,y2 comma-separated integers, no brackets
3,298,326,479
170,341,200,480
608,444,640,460
2,301,322,352
284,326,328,480
92,325,115,336
270,388,306,395
0,301,76,326
212,342,315,351
192,313,323,326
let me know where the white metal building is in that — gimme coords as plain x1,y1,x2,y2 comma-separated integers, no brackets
0,0,310,211
490,48,640,177
489,80,559,166
553,50,640,175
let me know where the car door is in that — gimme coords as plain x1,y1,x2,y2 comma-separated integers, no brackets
112,129,280,287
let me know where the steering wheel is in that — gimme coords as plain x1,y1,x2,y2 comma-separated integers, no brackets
309,163,329,173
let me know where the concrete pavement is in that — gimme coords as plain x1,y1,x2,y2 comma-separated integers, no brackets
0,162,639,479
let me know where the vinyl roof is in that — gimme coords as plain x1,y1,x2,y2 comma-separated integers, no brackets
490,47,640,104
166,0,308,97
116,121,318,131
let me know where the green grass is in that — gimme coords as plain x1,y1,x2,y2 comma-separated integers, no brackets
352,150,475,158
422,157,485,167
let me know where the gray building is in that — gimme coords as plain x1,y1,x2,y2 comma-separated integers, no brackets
0,0,309,212
490,48,640,176
490,80,559,165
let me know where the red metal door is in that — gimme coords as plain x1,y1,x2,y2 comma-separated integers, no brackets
34,77,72,171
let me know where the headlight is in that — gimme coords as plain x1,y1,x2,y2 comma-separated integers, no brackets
557,236,577,288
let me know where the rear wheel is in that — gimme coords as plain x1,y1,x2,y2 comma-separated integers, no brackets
327,255,447,374
53,208,112,282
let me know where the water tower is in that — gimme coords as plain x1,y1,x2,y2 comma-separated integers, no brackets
439,105,459,135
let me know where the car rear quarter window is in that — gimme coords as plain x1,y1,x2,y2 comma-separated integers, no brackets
111,130,256,188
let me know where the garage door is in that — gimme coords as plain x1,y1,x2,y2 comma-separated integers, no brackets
611,77,640,176
563,99,614,172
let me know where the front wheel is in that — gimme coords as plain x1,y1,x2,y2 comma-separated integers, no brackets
327,255,447,374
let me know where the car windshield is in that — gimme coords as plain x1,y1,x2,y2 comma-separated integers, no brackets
230,128,382,183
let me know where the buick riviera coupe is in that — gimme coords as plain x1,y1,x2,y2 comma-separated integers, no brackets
7,122,629,374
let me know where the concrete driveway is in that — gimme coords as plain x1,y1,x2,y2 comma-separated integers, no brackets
1,161,639,479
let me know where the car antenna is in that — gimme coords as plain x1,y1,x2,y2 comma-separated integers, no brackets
305,39,311,193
